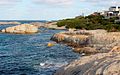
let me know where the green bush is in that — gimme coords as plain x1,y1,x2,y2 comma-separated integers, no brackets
56,15,120,31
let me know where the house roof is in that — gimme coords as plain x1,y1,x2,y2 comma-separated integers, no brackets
110,6,120,8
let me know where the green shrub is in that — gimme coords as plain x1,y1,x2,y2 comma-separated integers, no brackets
56,15,120,31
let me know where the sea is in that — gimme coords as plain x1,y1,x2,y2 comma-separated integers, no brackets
0,20,80,75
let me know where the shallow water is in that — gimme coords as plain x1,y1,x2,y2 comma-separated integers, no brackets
0,25,80,75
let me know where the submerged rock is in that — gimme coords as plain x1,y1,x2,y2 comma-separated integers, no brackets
47,42,55,47
1,24,38,34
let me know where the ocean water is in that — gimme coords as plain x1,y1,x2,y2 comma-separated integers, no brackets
0,20,47,24
0,21,80,75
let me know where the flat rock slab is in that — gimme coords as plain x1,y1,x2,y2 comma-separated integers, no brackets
54,52,120,75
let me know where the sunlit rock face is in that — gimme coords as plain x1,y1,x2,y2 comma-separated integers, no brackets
53,30,120,75
1,24,38,34
51,30,120,54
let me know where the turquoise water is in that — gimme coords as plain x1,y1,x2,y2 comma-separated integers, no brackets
0,23,80,75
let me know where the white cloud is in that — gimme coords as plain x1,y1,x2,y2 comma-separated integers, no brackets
79,0,120,6
0,0,21,5
32,0,120,7
33,0,74,6
76,0,120,10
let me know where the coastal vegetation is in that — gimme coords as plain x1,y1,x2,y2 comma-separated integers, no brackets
57,15,120,32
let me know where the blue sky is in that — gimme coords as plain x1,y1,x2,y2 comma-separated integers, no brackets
0,0,120,20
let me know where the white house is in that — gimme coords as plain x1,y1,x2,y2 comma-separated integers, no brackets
103,6,120,18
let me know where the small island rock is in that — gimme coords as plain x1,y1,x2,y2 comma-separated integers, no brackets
1,24,38,34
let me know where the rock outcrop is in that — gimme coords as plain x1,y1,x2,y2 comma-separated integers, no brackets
30,22,45,28
51,30,120,54
29,22,66,30
54,50,120,75
45,22,66,30
53,30,120,75
1,24,38,34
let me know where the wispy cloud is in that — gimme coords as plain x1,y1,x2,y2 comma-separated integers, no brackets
32,0,120,8
33,0,74,6
79,0,120,6
0,0,120,20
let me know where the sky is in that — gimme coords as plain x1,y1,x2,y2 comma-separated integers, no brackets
0,0,120,20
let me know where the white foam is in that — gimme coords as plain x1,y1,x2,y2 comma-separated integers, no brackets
40,63,45,66
39,60,68,69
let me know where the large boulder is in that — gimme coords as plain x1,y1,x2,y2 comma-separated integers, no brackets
1,24,38,34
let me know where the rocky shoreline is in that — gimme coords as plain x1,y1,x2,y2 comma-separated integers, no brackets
30,22,66,30
54,50,120,75
51,30,120,54
0,21,66,34
0,21,66,30
51,30,120,75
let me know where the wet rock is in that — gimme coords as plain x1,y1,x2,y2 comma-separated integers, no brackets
47,42,55,47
